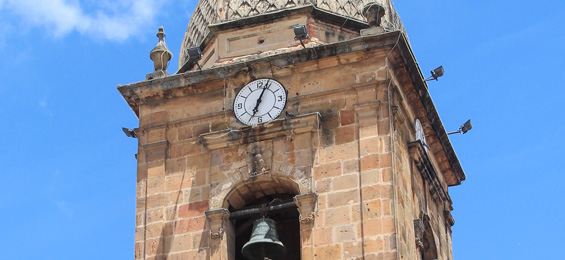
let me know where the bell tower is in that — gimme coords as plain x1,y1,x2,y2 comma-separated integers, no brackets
118,1,466,259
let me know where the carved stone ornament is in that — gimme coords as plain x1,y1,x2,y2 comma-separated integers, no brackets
408,140,451,204
444,209,455,228
294,193,317,224
414,218,425,250
248,147,270,177
392,105,406,124
205,208,230,240
362,2,386,27
147,26,172,80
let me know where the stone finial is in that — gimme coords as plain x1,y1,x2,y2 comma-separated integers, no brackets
361,3,387,36
147,26,172,80
362,2,386,27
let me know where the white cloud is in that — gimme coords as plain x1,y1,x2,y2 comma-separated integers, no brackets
1,0,164,41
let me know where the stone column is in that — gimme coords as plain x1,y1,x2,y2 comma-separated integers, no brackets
135,137,169,259
294,193,317,260
354,93,396,259
205,209,231,260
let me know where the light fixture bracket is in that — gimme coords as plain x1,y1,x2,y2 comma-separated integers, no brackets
425,65,445,81
447,119,473,135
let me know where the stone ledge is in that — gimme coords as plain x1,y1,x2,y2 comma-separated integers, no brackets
143,140,169,162
200,112,321,150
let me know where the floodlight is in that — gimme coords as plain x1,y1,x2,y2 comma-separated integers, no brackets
425,66,444,81
460,119,473,134
447,119,473,135
294,25,309,48
187,47,203,70
122,127,137,138
294,25,309,39
187,47,202,61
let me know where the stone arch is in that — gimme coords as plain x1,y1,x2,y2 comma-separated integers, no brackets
207,163,311,211
422,215,439,260
222,174,301,210
220,174,304,260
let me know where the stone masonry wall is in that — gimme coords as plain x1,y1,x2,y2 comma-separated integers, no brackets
130,31,456,260
133,44,407,260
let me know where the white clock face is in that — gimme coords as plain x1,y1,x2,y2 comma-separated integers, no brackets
414,119,428,151
233,78,287,126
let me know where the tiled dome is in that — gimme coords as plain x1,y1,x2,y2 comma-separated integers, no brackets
179,0,405,67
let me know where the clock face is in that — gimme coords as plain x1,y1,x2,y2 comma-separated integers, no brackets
233,78,287,126
414,119,428,151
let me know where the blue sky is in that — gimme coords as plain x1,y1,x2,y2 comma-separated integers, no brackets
0,0,563,259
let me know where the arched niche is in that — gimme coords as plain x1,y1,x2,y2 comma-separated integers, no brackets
222,175,301,210
224,176,302,260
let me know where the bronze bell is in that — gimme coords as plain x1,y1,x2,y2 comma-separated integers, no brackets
242,217,287,260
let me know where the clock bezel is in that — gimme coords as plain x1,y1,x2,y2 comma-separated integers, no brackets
233,78,287,126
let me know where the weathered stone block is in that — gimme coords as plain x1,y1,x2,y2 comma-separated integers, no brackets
313,243,342,259
343,241,363,258
147,128,166,143
313,161,341,180
166,158,187,176
314,227,333,245
165,174,192,191
340,109,355,126
167,234,193,253
361,154,379,171
147,161,166,177
332,174,358,191
325,206,351,226
146,194,168,209
322,142,358,163
335,125,356,145
363,199,382,219
186,153,210,171
361,169,381,186
145,238,163,256
147,177,165,195
335,224,356,242
178,200,209,218
178,125,193,140
192,124,210,136
182,142,201,156
141,111,169,126
364,236,385,253
175,216,206,234
328,189,358,207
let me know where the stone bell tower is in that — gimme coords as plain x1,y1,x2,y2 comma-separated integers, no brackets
118,1,466,260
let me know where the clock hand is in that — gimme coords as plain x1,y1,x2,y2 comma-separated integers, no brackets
252,79,271,116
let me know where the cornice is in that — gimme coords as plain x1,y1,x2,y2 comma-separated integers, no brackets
199,113,320,150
